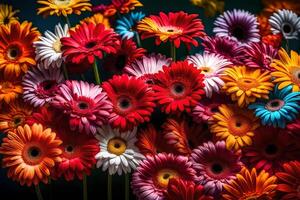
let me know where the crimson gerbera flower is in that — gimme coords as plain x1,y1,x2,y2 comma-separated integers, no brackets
137,11,206,48
276,160,300,199
52,128,99,181
61,22,119,64
287,118,300,137
242,127,300,174
103,38,146,74
52,80,112,135
102,74,156,131
153,61,205,114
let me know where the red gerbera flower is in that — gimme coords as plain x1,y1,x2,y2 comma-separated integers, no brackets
165,178,214,200
137,11,206,48
52,129,99,181
276,160,300,199
102,74,156,131
287,118,300,137
153,61,205,114
61,22,119,64
103,38,146,74
242,127,300,174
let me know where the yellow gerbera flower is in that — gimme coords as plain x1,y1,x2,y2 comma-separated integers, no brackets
210,104,260,151
37,0,92,17
271,48,300,92
72,13,110,31
222,66,273,107
190,0,224,17
0,4,19,26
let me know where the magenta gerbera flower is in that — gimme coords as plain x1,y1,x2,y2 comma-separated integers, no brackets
52,80,112,135
190,141,243,196
243,42,278,71
22,67,64,107
213,9,260,45
132,153,196,200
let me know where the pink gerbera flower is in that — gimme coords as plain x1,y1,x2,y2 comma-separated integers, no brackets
52,80,112,134
132,153,196,200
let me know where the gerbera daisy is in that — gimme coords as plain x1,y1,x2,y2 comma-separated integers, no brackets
262,33,283,49
187,53,231,98
271,48,300,92
0,100,32,133
0,4,19,26
153,61,205,114
53,129,99,181
102,74,155,131
202,36,244,65
269,9,300,40
243,42,278,71
137,11,205,48
111,0,143,14
22,67,64,107
78,13,110,28
102,38,146,74
95,125,144,175
162,118,211,155
124,53,172,84
287,118,300,137
222,168,277,200
249,85,300,128
0,123,62,186
37,0,91,17
164,178,214,200
213,9,260,44
190,141,242,196
61,22,119,64
34,23,69,69
0,77,23,104
210,104,259,150
190,0,224,18
52,80,112,135
116,12,145,39
242,127,300,174
132,153,196,200
92,3,115,17
222,66,273,107
276,160,300,199
0,21,39,78
262,0,300,16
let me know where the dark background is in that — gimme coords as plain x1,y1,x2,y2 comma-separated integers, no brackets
0,0,299,200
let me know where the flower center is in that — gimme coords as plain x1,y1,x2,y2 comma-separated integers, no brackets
29,147,40,158
265,99,285,111
107,137,127,156
7,46,21,60
290,66,300,85
77,101,89,110
237,78,258,91
211,162,223,174
117,97,132,111
3,17,9,25
41,80,56,91
232,26,245,40
200,67,211,75
85,41,97,49
65,145,74,153
282,23,293,34
160,26,183,36
264,143,278,156
54,0,71,6
156,169,179,188
228,115,252,136
52,39,62,53
13,116,23,126
171,82,185,96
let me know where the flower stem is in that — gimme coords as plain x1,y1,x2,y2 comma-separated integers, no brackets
62,63,69,80
65,15,71,28
35,184,44,200
285,38,289,52
92,60,101,84
80,74,86,81
83,174,88,200
170,42,176,61
135,32,142,47
125,173,130,200
107,174,112,200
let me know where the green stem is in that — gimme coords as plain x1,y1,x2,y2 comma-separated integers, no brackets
83,174,88,200
125,173,130,200
62,63,69,80
135,32,142,47
170,42,176,61
285,38,289,52
35,184,44,200
65,15,71,28
80,74,86,81
107,174,112,200
92,60,101,84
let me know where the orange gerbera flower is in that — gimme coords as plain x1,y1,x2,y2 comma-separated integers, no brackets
0,100,33,133
95,0,143,17
37,0,91,17
0,21,39,78
0,123,62,186
210,104,260,150
0,77,23,104
262,0,300,16
223,167,277,200
79,13,110,29
0,4,19,26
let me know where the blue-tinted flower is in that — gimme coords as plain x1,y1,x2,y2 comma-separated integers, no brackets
249,85,300,128
115,12,145,39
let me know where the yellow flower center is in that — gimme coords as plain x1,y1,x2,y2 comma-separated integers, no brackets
159,26,183,36
155,169,179,188
107,137,127,156
53,0,71,6
200,66,212,75
290,66,300,85
237,78,259,91
228,115,251,136
7,46,21,60
52,39,62,53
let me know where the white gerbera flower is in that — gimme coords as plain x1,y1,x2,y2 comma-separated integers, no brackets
95,125,145,175
269,9,300,40
34,23,69,69
187,53,232,98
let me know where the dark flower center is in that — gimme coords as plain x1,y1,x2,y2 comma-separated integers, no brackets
145,79,154,85
211,163,223,174
265,99,285,111
78,102,89,110
65,145,74,153
118,97,131,110
85,41,97,49
210,106,219,113
40,80,56,91
114,143,121,148
14,117,22,125
265,144,278,155
235,121,242,127
232,26,245,40
167,29,174,32
163,173,171,179
28,147,41,158
3,17,9,24
7,47,20,60
171,83,185,96
282,23,293,34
